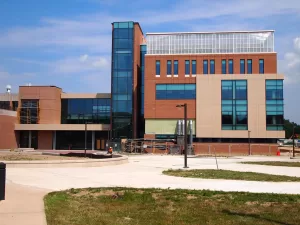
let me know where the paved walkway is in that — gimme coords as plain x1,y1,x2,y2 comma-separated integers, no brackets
2,155,300,224
0,181,49,225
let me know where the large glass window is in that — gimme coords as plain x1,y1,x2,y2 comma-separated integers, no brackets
229,59,234,74
111,22,134,138
266,80,284,130
259,59,264,74
222,80,248,130
156,60,160,75
174,60,178,75
210,60,215,74
156,84,196,100
61,98,111,124
192,60,197,74
0,101,10,110
203,60,208,74
20,100,39,124
185,60,190,75
240,59,245,74
167,60,172,75
247,59,252,74
222,59,226,74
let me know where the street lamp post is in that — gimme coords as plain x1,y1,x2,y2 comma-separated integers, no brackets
176,103,188,168
293,125,295,158
85,121,93,158
248,130,251,155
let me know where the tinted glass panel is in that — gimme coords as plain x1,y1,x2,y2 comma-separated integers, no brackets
192,60,197,74
229,59,234,74
185,60,190,74
156,60,160,75
174,60,178,75
210,60,215,74
167,60,172,75
156,84,196,100
247,59,252,74
259,59,264,74
203,60,208,74
221,80,248,130
240,59,245,74
265,79,284,130
222,59,226,74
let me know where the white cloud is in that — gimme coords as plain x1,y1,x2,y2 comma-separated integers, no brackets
79,54,89,62
278,37,300,84
92,58,109,68
139,0,300,24
54,55,110,74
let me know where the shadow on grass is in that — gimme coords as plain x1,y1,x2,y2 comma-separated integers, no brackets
222,209,294,225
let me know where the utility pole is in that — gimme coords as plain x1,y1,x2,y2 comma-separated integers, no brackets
176,103,188,168
293,125,295,158
248,130,251,155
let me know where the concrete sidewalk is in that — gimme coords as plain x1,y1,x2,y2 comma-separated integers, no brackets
0,182,50,225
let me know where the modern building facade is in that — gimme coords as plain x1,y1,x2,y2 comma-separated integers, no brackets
0,86,110,150
0,23,285,150
144,31,284,143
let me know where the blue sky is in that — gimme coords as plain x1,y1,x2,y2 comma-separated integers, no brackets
0,0,300,122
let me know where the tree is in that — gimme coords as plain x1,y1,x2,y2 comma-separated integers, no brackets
284,119,300,139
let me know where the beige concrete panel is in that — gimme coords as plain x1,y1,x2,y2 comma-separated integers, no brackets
15,124,110,131
61,93,111,99
0,93,19,101
196,74,285,139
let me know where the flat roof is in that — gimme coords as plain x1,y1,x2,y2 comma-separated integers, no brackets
19,85,62,89
146,30,275,35
61,93,111,99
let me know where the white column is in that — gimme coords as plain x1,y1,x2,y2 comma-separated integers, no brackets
92,131,95,150
52,131,56,150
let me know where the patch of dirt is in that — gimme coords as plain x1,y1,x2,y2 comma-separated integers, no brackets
74,190,125,198
245,201,259,206
135,190,145,194
186,195,197,200
0,153,84,161
152,193,161,200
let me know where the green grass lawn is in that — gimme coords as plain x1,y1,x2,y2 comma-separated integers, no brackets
241,161,300,167
44,188,300,225
163,169,300,182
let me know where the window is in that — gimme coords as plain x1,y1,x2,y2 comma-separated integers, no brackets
174,60,178,75
240,59,245,74
259,59,264,74
167,60,172,75
156,60,160,75
266,80,284,130
247,59,252,74
221,80,248,130
156,84,196,100
20,100,39,124
222,59,226,74
203,60,208,74
192,60,197,74
61,98,111,124
210,60,215,74
185,60,190,75
229,59,234,74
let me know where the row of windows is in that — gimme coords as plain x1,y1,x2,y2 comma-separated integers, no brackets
155,59,265,75
156,84,196,100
